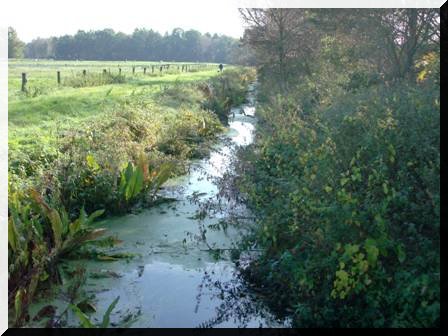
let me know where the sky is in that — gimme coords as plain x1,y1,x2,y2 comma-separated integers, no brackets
2,0,246,43
2,0,443,42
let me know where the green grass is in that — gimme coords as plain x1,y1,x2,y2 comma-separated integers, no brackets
8,59,254,198
9,59,219,99
9,59,221,124
8,59,230,172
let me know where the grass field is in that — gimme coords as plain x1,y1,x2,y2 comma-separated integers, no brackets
9,59,220,122
8,58,255,211
8,59,239,172
9,59,234,188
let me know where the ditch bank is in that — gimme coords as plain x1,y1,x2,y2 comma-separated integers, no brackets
27,83,290,328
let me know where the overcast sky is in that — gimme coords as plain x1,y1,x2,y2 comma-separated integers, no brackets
2,0,246,43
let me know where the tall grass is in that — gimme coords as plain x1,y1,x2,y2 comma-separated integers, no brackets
63,72,126,88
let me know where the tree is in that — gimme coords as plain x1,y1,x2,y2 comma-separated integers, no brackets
240,9,440,85
25,38,54,59
8,27,25,58
22,27,246,63
315,9,440,80
239,9,320,91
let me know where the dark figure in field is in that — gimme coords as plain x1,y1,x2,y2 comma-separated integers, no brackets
219,63,223,72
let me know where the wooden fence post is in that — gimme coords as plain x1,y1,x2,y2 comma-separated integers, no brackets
119,68,122,75
57,71,61,85
83,69,86,76
103,69,107,74
21,73,27,92
144,67,146,74
160,66,162,72
152,65,154,73
132,66,135,75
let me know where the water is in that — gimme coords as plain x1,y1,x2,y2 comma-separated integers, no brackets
29,83,289,328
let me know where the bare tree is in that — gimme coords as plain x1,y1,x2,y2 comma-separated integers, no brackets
239,9,320,91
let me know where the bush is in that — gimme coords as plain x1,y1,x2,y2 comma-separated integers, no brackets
238,79,440,327
201,67,256,124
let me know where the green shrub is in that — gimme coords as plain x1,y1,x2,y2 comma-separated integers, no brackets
201,67,256,124
238,79,440,327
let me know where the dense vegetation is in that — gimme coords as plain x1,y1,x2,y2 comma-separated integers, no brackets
235,9,440,327
10,27,255,64
8,61,256,326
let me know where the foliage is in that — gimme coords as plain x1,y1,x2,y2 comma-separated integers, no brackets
70,296,120,328
202,67,257,124
23,27,251,64
118,155,175,205
240,78,440,327
237,9,439,327
8,27,25,58
8,190,106,326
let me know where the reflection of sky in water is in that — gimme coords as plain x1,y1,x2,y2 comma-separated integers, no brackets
28,84,290,328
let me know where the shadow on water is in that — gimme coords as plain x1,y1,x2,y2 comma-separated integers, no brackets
28,83,291,328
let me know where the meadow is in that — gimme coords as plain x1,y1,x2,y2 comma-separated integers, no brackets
8,58,256,325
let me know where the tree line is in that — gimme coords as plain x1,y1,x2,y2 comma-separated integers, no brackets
8,27,255,64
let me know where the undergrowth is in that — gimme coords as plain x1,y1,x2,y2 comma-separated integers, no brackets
235,59,439,327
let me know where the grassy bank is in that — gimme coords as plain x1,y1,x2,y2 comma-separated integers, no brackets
8,59,256,325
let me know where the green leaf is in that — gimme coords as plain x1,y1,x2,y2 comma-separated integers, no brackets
86,154,100,171
48,208,63,249
86,209,105,226
133,166,145,196
14,289,24,323
97,255,120,261
69,219,82,236
77,299,97,314
69,304,96,328
101,296,120,328
60,208,70,236
8,217,19,252
118,171,127,195
30,189,63,249
125,172,136,201
151,162,174,196
124,164,144,201
397,244,406,263
382,182,389,195
124,162,134,182
364,238,379,266
76,228,107,243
